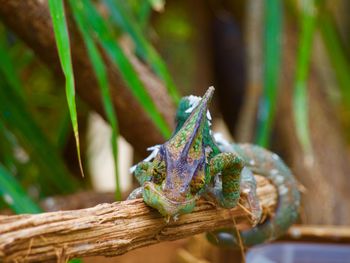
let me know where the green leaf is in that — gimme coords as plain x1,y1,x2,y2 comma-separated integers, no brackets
255,0,283,147
0,122,17,170
48,0,84,176
137,0,152,29
70,0,121,200
0,73,79,194
0,163,41,214
0,33,23,94
319,10,350,107
103,0,180,104
78,0,171,138
292,1,317,156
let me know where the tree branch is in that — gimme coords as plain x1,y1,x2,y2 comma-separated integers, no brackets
0,176,277,262
284,225,350,243
0,0,175,155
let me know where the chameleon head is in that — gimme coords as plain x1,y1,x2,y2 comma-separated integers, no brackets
141,87,215,218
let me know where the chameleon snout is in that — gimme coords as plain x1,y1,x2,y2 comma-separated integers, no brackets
143,181,196,217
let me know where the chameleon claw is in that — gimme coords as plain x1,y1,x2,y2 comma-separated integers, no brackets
163,214,179,223
240,167,262,226
164,215,171,223
173,214,180,222
127,187,143,200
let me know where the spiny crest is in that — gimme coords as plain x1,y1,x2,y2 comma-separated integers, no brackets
165,87,215,159
162,87,215,198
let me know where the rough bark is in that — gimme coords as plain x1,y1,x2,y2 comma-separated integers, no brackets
0,0,175,156
0,176,277,262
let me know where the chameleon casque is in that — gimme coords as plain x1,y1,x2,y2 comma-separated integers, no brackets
128,87,300,246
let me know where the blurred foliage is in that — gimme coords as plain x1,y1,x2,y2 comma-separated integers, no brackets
292,0,318,157
255,0,283,147
0,0,175,212
70,0,121,200
152,2,196,94
0,0,350,216
104,0,180,103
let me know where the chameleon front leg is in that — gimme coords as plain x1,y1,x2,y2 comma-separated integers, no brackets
127,161,154,200
208,152,244,208
128,158,166,200
127,187,144,199
134,161,154,185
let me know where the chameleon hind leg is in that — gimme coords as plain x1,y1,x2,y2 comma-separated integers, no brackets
206,167,262,246
208,152,244,208
240,167,262,226
206,154,262,247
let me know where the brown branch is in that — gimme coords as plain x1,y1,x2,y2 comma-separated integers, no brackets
0,176,277,262
283,225,350,244
0,0,175,155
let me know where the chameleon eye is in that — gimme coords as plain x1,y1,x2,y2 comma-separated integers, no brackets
190,169,205,194
152,160,166,184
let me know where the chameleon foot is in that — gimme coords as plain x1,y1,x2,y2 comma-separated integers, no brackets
240,167,262,226
127,187,143,200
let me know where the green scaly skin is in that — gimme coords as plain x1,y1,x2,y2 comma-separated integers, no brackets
128,87,300,246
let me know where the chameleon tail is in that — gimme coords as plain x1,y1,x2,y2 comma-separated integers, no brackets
234,144,300,246
210,143,300,247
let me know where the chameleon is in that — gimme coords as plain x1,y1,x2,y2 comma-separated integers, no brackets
128,87,300,246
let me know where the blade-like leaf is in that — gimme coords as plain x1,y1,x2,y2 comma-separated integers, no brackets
0,32,22,94
293,1,317,156
255,0,283,147
0,121,17,170
0,163,41,214
319,10,350,107
48,0,84,176
70,0,121,200
138,0,152,29
78,0,171,138
0,73,79,194
104,0,180,104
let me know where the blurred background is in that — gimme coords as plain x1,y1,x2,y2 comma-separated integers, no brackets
1,0,350,262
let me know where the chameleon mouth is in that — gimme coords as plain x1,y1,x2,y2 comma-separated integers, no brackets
143,181,196,217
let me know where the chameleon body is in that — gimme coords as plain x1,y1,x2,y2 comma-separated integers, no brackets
128,87,300,246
